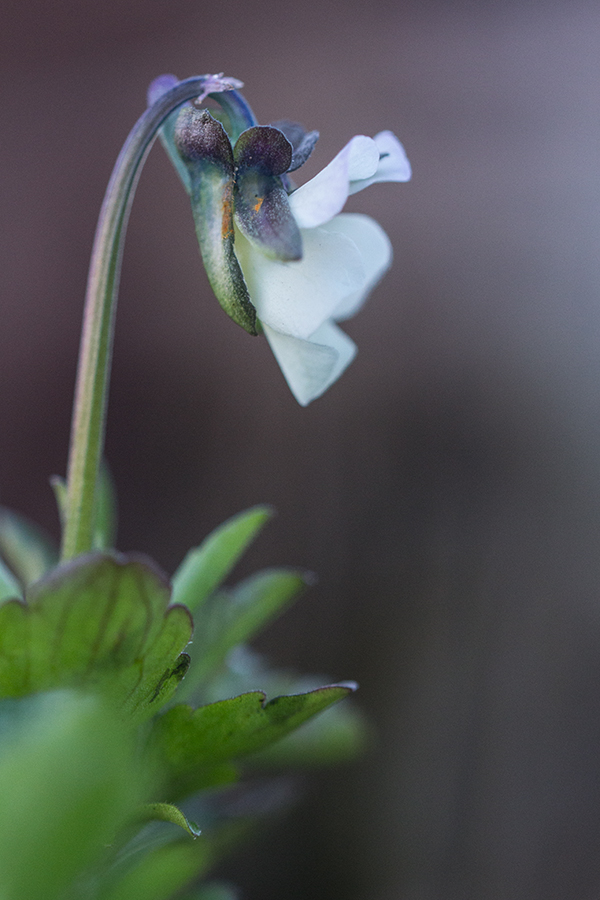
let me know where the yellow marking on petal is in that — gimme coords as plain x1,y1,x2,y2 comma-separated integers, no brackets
253,197,264,213
221,186,235,241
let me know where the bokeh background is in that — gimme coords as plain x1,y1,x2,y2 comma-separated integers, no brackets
3,1,600,898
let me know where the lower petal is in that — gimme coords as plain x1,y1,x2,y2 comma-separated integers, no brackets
321,214,392,321
235,225,365,340
263,321,357,406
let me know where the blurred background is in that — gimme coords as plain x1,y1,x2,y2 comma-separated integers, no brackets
3,1,600,897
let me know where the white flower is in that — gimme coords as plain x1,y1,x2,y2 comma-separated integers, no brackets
233,131,411,405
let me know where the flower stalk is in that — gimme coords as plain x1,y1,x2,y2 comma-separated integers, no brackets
60,76,239,561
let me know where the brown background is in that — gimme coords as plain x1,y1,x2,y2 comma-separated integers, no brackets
3,1,600,898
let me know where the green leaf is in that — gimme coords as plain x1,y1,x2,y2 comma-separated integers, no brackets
0,556,22,601
0,690,147,900
178,884,239,900
0,507,58,586
171,506,272,614
0,553,192,719
247,698,368,767
96,818,249,900
98,837,214,900
180,568,308,696
140,803,201,837
149,684,356,799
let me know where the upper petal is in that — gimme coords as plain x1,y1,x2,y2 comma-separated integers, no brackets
262,320,357,406
320,213,392,321
234,224,365,340
348,131,411,194
288,135,380,229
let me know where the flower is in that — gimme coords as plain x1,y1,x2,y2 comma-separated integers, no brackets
150,76,411,405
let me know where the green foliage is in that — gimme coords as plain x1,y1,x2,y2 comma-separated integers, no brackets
0,554,22,602
0,690,147,900
149,684,355,799
179,567,308,696
171,505,272,613
0,553,192,719
0,506,361,899
0,506,58,586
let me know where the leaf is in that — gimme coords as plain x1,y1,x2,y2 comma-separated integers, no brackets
0,690,146,900
0,556,22,602
171,506,272,614
140,803,201,837
178,884,239,900
96,818,249,900
0,507,58,586
180,568,308,696
247,698,368,767
0,553,193,720
149,684,356,799
98,837,213,900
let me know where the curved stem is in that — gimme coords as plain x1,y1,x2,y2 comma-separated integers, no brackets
61,77,221,561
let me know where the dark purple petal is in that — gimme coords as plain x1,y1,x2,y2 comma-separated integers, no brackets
234,126,293,177
235,174,302,262
269,119,319,171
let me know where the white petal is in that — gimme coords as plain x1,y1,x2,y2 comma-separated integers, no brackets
234,225,365,340
288,135,380,229
321,213,393,320
348,131,411,195
263,320,357,406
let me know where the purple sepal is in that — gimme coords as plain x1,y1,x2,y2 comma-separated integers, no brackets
175,108,235,172
269,120,319,172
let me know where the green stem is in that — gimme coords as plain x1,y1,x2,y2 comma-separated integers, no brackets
60,77,216,561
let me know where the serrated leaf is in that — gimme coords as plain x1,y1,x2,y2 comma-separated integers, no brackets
180,568,307,696
247,698,368,767
0,553,192,719
140,803,201,837
0,507,58,586
149,684,356,799
171,506,272,614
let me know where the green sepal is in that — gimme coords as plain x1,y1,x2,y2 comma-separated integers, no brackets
171,505,272,614
180,568,308,696
175,107,257,335
0,553,192,720
148,684,356,800
53,462,118,552
139,803,201,838
0,507,58,587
